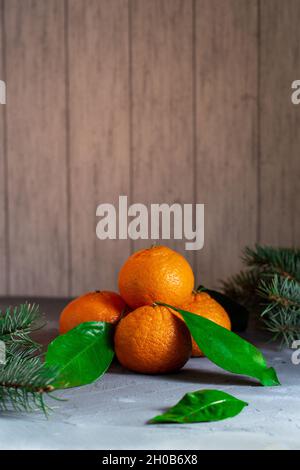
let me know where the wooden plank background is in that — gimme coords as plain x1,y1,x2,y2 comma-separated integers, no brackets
4,0,69,296
68,0,130,296
131,0,194,267
195,0,258,286
0,0,299,297
260,0,300,247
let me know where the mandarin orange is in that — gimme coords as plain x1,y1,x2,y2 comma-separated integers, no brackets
114,305,192,374
118,246,194,309
59,291,126,334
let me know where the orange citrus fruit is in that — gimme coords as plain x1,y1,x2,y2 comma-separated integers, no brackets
114,305,192,374
182,292,231,357
118,246,194,309
59,291,126,334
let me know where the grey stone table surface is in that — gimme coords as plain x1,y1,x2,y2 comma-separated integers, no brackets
0,297,299,450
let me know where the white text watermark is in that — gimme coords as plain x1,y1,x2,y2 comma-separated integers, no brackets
291,340,300,365
291,80,300,104
0,341,6,365
0,80,5,105
96,196,204,251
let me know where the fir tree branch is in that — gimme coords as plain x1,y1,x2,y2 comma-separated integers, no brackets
0,352,58,413
222,246,300,346
259,276,300,312
243,245,300,282
0,303,44,353
0,303,59,414
262,307,300,346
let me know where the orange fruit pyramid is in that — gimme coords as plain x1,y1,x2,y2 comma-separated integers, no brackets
58,245,231,375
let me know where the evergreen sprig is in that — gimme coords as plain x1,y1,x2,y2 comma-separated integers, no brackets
0,303,43,352
0,303,58,414
0,352,57,413
223,245,300,346
243,246,300,281
259,276,300,311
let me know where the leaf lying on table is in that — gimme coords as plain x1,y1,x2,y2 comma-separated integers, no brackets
45,321,114,389
158,303,280,387
149,389,248,424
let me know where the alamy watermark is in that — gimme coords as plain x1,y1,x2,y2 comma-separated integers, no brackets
291,80,300,104
96,196,204,251
0,340,6,365
291,340,300,365
0,80,6,105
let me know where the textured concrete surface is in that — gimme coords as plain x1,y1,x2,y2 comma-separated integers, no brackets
0,298,299,450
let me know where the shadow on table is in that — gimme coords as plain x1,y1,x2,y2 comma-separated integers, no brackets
108,361,258,387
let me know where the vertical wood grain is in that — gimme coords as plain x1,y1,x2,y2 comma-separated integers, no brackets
260,0,300,246
68,0,130,295
5,0,68,296
0,0,7,294
195,0,258,287
130,0,195,266
1,0,299,298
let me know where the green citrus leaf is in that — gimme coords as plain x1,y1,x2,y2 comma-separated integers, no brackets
149,389,248,424
45,321,114,389
159,303,280,387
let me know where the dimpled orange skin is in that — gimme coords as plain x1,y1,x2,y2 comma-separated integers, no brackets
118,246,195,309
182,292,231,357
59,291,126,334
114,305,192,374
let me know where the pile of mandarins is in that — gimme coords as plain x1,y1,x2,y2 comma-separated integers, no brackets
59,246,231,374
